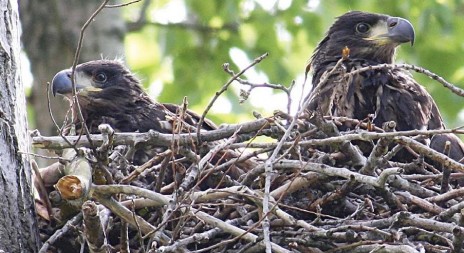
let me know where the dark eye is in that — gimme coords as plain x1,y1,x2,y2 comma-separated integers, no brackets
95,72,107,82
356,23,370,34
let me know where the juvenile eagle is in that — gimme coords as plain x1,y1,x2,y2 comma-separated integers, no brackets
52,60,243,172
306,11,464,164
52,60,216,134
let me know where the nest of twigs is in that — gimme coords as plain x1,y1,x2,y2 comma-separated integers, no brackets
32,103,464,253
31,55,464,253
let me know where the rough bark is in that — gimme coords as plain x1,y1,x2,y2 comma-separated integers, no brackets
0,0,40,251
20,0,125,137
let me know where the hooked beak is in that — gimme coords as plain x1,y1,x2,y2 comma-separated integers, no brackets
51,69,88,96
366,16,415,46
51,69,73,96
385,16,415,46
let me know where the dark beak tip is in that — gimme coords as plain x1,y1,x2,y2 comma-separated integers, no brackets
408,27,415,46
51,70,72,96
388,17,415,46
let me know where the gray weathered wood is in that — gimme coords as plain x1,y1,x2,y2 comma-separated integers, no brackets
0,0,40,251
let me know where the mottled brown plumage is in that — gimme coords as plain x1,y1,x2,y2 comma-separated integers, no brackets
51,60,235,169
52,60,216,134
307,11,463,164
51,60,258,181
307,11,443,132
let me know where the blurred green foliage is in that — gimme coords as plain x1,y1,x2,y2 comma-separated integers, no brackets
124,0,464,127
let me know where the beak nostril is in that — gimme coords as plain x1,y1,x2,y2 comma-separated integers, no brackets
386,16,415,45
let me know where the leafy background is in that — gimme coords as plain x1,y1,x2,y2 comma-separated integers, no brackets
27,0,464,129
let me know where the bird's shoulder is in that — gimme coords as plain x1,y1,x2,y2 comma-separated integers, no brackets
159,103,218,131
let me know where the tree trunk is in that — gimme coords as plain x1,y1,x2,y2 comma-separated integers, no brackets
0,0,40,251
20,0,126,166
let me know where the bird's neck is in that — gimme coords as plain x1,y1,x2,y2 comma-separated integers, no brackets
311,44,397,72
350,46,397,64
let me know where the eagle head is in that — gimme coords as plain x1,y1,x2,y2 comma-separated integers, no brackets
310,11,415,71
51,60,144,99
51,60,161,133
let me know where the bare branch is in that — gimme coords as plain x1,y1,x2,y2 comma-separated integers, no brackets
196,53,269,144
104,0,142,8
346,63,464,97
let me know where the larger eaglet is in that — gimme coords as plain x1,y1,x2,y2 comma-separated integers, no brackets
306,11,464,164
